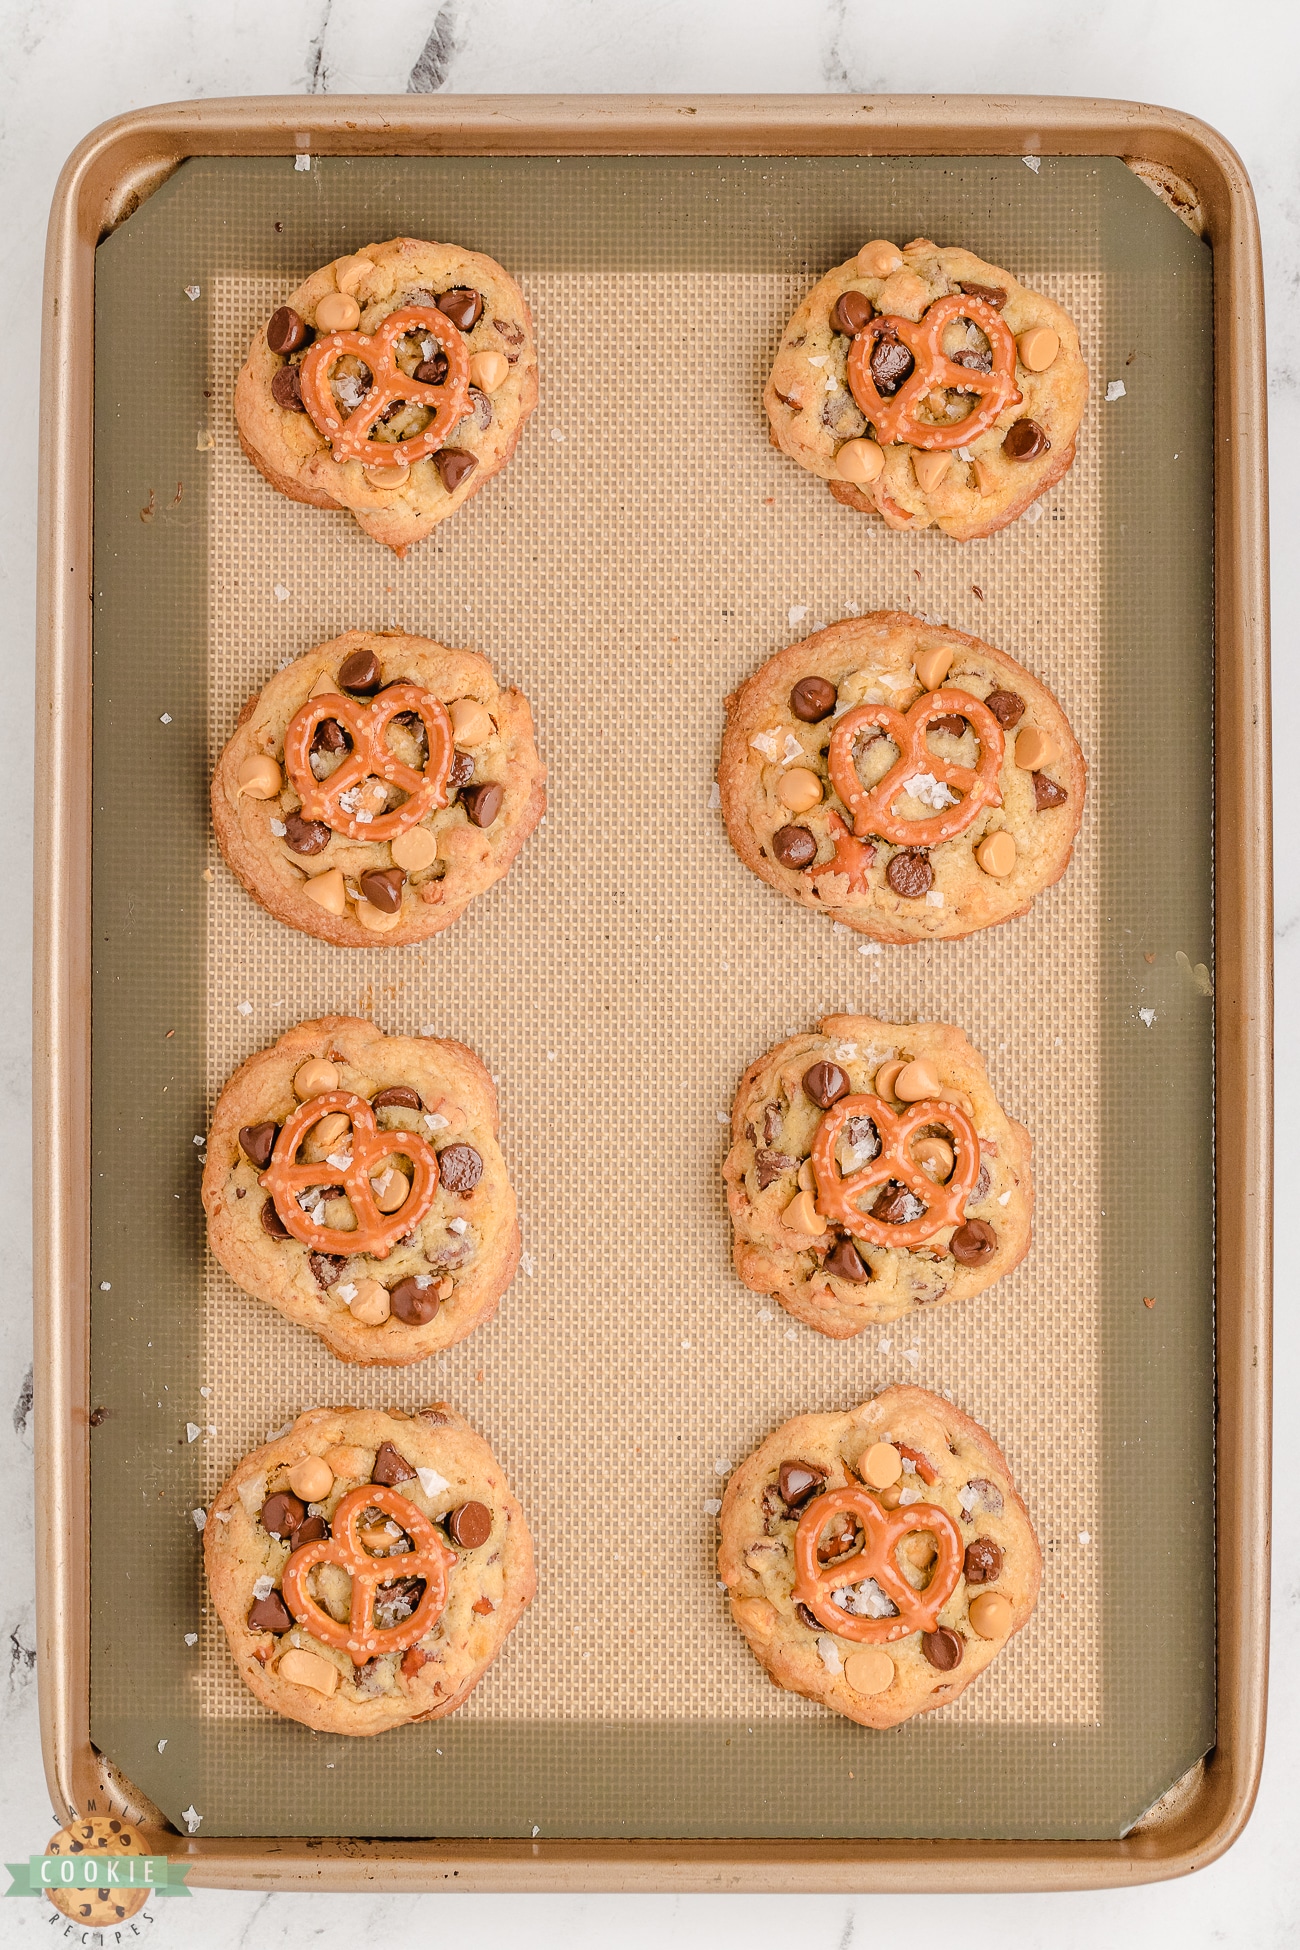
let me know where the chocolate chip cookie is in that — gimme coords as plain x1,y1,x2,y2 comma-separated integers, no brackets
202,1017,519,1364
212,630,545,948
235,236,538,553
719,1386,1041,1729
205,1405,535,1735
765,238,1086,538
724,1016,1032,1337
718,612,1084,941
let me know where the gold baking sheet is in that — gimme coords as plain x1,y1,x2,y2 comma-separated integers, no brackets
85,153,1215,1841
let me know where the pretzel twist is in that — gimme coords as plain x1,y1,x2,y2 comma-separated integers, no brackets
283,682,453,842
846,293,1021,450
811,1093,979,1249
298,304,471,465
260,1091,440,1260
793,1485,964,1643
828,688,1004,847
282,1485,455,1665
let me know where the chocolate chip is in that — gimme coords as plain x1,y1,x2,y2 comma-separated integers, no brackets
308,1251,345,1288
949,1218,998,1265
845,1115,879,1152
447,1500,492,1548
963,1537,1004,1585
312,716,348,755
434,447,478,492
870,331,914,396
761,1483,787,1531
360,868,405,914
375,1575,425,1624
284,811,330,855
831,289,874,335
436,288,484,331
371,1440,416,1486
461,781,502,827
762,1103,783,1146
438,1143,483,1193
248,1590,294,1633
1033,771,1068,810
754,1149,797,1190
928,713,968,737
964,1477,1004,1518
338,648,382,694
983,689,1025,729
271,363,306,411
492,316,525,346
825,1236,869,1282
267,306,310,353
389,1276,440,1325
973,1163,991,1202
449,750,475,788
803,1061,849,1109
950,348,993,374
921,1626,964,1670
415,352,448,385
372,1085,422,1112
957,281,1007,310
291,1514,329,1548
778,1460,826,1508
886,849,933,898
790,674,838,722
818,1512,858,1562
794,1601,822,1631
872,1180,922,1225
771,824,817,870
261,1491,306,1539
468,385,492,430
260,1198,290,1239
1002,418,1050,461
239,1122,278,1168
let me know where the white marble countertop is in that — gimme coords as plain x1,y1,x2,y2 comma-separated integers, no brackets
2,1,1295,1944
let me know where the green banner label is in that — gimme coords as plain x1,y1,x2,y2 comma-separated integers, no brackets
5,1856,190,1897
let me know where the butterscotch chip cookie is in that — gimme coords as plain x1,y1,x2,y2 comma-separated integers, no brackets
719,612,1084,941
212,630,545,948
765,237,1086,539
719,1386,1041,1729
205,1404,535,1735
724,1016,1032,1337
235,236,538,554
203,1017,519,1364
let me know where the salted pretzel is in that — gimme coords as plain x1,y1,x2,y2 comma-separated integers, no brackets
811,1092,979,1249
260,1090,439,1259
793,1484,963,1643
827,688,1004,847
282,1484,455,1665
298,304,471,466
847,293,1021,450
283,681,453,842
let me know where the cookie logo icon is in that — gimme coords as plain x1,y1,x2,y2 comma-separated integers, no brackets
43,1816,151,1923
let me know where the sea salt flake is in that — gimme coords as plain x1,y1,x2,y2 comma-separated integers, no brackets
926,890,945,907
326,1151,352,1170
807,355,829,367
901,771,958,810
835,1578,896,1618
416,1466,449,1497
1079,1530,1091,1545
185,1423,200,1443
184,1633,197,1646
716,1110,729,1124
550,428,566,442
1106,379,1127,402
1022,502,1044,524
708,782,721,809
532,1826,540,1839
157,1739,168,1753
833,1041,858,1060
715,1458,732,1475
859,942,882,957
788,604,808,626
448,1216,468,1235
99,1281,111,1291
355,810,373,824
190,1508,206,1531
843,600,860,617
273,583,290,602
252,1576,274,1601
1022,154,1041,173
237,1001,253,1016
898,1486,923,1505
957,445,974,462
825,376,837,391
337,1282,358,1303
184,285,200,301
903,1347,920,1367
159,713,172,724
520,1251,536,1276
703,1498,722,1516
998,1190,1012,1206
424,1112,450,1131
817,1635,842,1674
200,1387,211,1398
781,732,804,764
182,1806,202,1833
681,1340,691,1351
269,818,287,836
749,729,781,761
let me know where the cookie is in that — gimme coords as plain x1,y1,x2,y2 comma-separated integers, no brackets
205,1405,535,1735
724,1016,1032,1337
202,1017,519,1364
719,1386,1041,1729
212,631,545,948
234,237,538,554
719,612,1084,941
765,237,1086,538
43,1817,151,1923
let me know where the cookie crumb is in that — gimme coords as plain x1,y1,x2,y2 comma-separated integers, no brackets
1142,1295,1156,1309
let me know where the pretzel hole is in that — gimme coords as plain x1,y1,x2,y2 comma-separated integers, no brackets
310,718,353,776
301,1111,355,1165
893,1529,941,1590
924,714,975,755
330,355,374,416
868,1178,928,1227
370,1160,413,1214
850,728,898,789
838,1115,881,1172
374,1574,427,1629
308,1560,354,1622
357,1508,413,1557
336,777,393,821
942,316,993,369
383,712,430,771
829,1574,898,1622
910,1131,956,1184
868,330,914,397
815,1511,863,1566
370,399,434,444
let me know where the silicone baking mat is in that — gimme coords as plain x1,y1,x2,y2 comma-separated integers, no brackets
88,155,1214,1839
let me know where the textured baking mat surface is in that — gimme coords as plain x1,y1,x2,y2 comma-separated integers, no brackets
199,267,1101,1732
88,155,1215,1841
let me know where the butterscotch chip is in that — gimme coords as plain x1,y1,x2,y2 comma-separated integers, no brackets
912,451,951,493
278,1647,340,1694
314,290,360,332
857,240,903,277
303,868,347,916
237,754,282,798
968,1590,1013,1638
912,644,954,690
894,1058,940,1101
776,769,823,812
294,1057,340,1098
391,825,440,872
860,1441,902,1487
975,831,1017,877
836,437,884,484
1017,326,1060,371
288,1455,334,1502
719,1386,1041,1729
1015,725,1059,770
